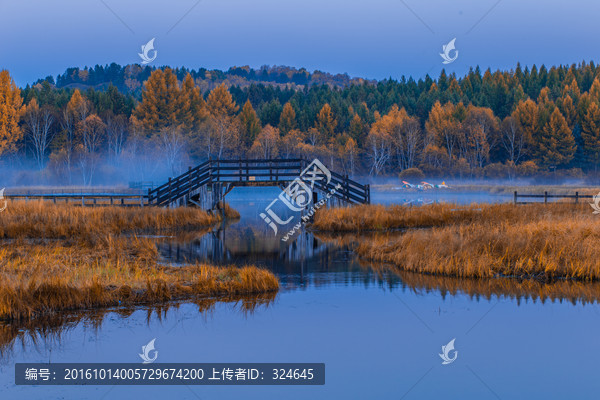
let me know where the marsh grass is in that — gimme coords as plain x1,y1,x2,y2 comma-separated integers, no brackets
311,202,578,232
0,241,279,321
314,203,600,281
0,201,222,242
0,202,278,321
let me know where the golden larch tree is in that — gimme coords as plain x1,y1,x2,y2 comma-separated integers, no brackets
278,102,296,136
539,108,576,167
206,83,239,158
239,100,261,148
315,103,337,141
581,101,600,169
0,70,24,157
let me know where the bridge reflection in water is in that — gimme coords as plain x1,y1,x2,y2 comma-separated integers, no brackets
157,224,371,288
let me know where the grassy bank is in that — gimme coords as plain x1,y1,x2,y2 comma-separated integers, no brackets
0,203,278,321
311,202,578,232
0,201,223,240
315,203,600,281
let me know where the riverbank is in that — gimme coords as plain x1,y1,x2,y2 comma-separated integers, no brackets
313,203,600,281
372,183,599,196
0,203,278,321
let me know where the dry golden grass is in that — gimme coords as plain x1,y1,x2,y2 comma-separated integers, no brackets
0,202,278,321
220,201,241,219
315,203,600,281
0,240,279,321
312,202,579,232
0,201,222,241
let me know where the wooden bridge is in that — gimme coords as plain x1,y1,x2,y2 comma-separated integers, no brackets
147,158,370,209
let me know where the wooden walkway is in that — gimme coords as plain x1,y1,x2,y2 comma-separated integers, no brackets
4,159,370,209
147,159,370,208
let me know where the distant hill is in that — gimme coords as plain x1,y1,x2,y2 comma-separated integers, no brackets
41,63,375,96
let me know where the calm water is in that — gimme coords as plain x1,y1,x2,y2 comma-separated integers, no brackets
1,187,599,399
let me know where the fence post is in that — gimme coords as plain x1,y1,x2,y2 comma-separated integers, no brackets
575,191,579,204
544,191,548,204
187,166,192,206
168,177,172,205
344,175,349,203
514,191,517,204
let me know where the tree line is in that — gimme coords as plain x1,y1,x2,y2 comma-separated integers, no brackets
2,61,600,185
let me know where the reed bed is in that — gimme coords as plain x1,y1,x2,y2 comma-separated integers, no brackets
0,202,278,321
315,203,600,281
0,241,278,321
0,201,222,241
312,202,579,232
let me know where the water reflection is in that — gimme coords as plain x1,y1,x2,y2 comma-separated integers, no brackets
157,219,600,307
0,293,276,362
366,263,600,306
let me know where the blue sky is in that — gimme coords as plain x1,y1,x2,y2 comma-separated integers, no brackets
0,0,598,86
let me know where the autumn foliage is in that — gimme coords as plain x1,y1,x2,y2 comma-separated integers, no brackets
6,61,600,183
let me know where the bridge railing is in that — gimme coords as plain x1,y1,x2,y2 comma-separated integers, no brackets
147,159,370,207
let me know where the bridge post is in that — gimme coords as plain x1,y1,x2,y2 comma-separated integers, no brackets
168,177,172,207
187,166,192,207
366,184,371,204
344,175,349,203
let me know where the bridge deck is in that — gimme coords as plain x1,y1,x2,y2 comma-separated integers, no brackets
148,159,370,208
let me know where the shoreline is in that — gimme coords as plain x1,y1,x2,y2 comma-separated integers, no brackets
312,203,600,282
0,203,278,322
